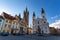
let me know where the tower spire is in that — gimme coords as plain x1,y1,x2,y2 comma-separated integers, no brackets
33,12,36,20
23,7,29,26
33,12,35,17
26,7,28,12
41,8,45,13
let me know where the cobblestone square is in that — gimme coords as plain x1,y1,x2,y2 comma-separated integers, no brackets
0,35,60,40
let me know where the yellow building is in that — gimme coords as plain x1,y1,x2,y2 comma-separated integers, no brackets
27,27,32,34
49,27,55,34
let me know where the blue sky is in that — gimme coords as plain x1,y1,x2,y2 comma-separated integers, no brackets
0,0,60,26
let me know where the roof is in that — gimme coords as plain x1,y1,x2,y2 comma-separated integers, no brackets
3,12,16,20
49,27,55,29
35,18,42,21
17,16,22,20
15,15,22,21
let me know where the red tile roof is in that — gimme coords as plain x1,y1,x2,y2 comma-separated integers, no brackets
3,12,16,20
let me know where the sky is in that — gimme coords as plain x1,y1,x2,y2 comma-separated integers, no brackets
0,0,60,28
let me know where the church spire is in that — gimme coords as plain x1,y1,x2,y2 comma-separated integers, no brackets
23,7,29,26
33,12,36,20
33,12,35,17
26,7,28,12
41,8,45,13
41,8,47,21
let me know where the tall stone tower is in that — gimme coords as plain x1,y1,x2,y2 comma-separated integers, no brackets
24,7,29,26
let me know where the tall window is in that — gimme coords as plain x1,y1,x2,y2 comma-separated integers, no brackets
38,26,41,34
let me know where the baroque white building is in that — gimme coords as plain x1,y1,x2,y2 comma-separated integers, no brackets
33,8,50,34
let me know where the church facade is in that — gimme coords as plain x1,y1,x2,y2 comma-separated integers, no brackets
33,8,50,34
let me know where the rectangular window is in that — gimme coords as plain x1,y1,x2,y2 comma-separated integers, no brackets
9,21,11,23
6,20,8,22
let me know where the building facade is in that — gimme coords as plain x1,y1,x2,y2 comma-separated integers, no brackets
27,27,32,34
1,8,29,34
1,12,16,34
33,8,50,34
19,19,27,34
11,15,21,34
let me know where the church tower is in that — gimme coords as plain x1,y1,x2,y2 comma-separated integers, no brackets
41,8,50,34
24,7,29,26
41,8,47,22
32,12,37,34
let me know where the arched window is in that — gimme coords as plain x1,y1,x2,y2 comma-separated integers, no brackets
38,26,41,34
44,21,46,23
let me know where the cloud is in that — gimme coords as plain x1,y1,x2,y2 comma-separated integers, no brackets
59,15,60,16
51,14,60,19
51,15,58,19
49,20,60,29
